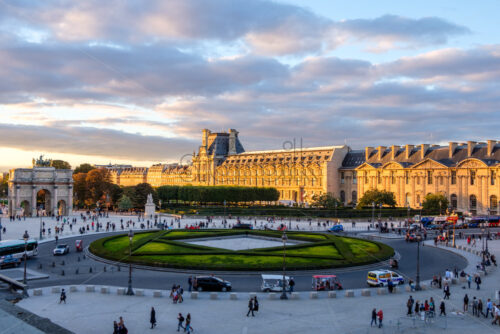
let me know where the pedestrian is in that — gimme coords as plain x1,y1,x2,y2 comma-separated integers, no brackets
113,321,118,334
254,296,259,314
467,274,472,289
387,279,393,293
492,304,500,325
474,275,481,290
289,277,295,292
59,288,66,304
118,316,127,334
377,309,383,328
415,300,420,315
185,313,192,333
443,284,450,299
407,296,414,316
485,299,493,318
150,307,156,329
478,299,484,317
370,308,377,326
247,297,255,317
463,294,469,312
188,276,192,292
438,275,442,289
440,301,446,316
177,313,185,332
472,297,478,316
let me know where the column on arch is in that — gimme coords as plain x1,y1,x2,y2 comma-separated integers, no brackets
31,185,37,216
52,185,58,216
67,185,73,216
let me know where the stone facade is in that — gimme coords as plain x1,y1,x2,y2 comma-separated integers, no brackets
340,141,500,215
8,167,73,216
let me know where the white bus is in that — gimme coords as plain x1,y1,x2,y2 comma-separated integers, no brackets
0,239,39,259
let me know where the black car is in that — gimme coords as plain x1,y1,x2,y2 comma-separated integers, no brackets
232,223,253,230
195,276,232,292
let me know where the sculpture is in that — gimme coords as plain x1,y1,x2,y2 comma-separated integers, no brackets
146,193,154,204
32,155,52,167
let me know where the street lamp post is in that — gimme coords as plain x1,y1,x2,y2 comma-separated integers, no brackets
415,231,422,291
378,203,382,232
439,200,442,216
406,203,410,227
39,216,43,240
280,231,288,300
334,202,337,222
371,202,375,227
23,230,29,285
486,208,490,255
126,229,134,295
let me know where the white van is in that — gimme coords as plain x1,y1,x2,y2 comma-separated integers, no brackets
261,274,290,292
367,270,404,287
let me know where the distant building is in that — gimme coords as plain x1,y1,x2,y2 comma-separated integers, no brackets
104,129,500,215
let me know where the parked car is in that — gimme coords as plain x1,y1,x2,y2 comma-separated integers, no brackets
261,274,289,292
232,223,253,230
328,225,344,232
367,270,404,287
0,255,21,269
194,276,232,292
53,244,70,256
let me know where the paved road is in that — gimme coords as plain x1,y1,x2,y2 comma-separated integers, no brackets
19,231,469,292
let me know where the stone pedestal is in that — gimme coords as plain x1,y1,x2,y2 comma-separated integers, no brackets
145,203,155,218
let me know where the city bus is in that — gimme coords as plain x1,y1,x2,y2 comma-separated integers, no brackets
0,239,39,259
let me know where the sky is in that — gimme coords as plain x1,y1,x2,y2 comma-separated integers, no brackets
0,0,499,171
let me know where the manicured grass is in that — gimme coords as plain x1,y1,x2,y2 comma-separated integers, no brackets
89,229,394,271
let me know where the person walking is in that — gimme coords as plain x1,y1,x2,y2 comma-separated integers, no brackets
254,296,259,315
478,299,484,317
439,301,446,316
188,276,193,292
463,294,469,312
185,313,192,333
377,309,384,328
443,284,450,299
59,289,66,304
414,300,420,315
467,274,472,289
407,296,414,316
177,313,185,332
485,299,493,318
474,275,481,290
289,277,295,292
472,297,478,316
150,307,156,329
113,321,118,334
247,297,255,317
370,308,377,327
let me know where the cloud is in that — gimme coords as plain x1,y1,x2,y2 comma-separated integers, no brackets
0,123,197,161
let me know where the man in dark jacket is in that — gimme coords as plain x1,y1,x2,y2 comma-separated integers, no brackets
150,307,156,329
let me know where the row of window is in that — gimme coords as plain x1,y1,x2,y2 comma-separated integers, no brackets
217,177,322,187
403,193,499,210
359,170,497,186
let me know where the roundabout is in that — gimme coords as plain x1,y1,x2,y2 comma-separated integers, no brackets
89,230,394,271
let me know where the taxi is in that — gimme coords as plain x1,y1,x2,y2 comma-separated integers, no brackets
366,270,404,287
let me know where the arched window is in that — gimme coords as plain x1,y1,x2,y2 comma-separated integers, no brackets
490,195,498,209
470,195,477,208
405,193,411,206
340,191,345,204
416,194,421,205
352,191,357,204
450,194,458,209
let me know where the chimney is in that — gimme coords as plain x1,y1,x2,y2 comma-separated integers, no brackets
202,129,210,148
365,147,374,161
467,141,477,157
405,145,414,159
377,146,387,160
228,129,238,155
487,140,496,157
448,142,457,159
391,145,399,160
420,144,429,159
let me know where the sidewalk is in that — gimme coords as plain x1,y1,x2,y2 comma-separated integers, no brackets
17,240,500,334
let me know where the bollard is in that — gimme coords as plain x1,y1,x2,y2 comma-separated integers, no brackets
153,290,162,298
117,288,125,295
361,289,371,297
51,287,61,294
103,266,106,272
61,270,65,276
100,287,109,294
210,292,218,300
75,268,79,275
117,266,121,272
377,288,387,295
310,291,319,299
268,293,277,300
89,267,93,273
135,289,144,296
33,289,43,296
249,292,257,299
69,286,77,292
77,257,80,262
291,292,300,299
328,291,336,298
83,254,86,260
345,290,354,297
85,285,95,292
38,263,42,270
190,292,198,299
230,293,238,300
405,285,411,292
52,261,55,268
61,261,65,266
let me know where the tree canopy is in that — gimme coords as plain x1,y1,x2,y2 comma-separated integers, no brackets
51,160,71,170
118,195,133,211
74,163,95,174
357,189,397,208
311,193,342,209
422,193,449,213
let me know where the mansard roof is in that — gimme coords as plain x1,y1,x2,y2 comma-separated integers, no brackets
342,142,500,170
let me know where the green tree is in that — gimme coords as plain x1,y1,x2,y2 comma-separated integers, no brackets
107,184,123,207
72,173,87,208
422,193,449,213
85,168,112,206
117,195,133,211
357,189,397,208
132,183,157,208
1,173,8,198
74,163,95,174
51,160,71,169
311,193,341,209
